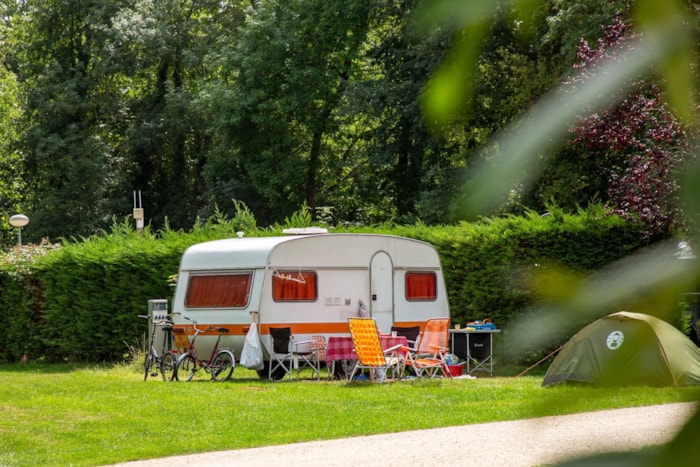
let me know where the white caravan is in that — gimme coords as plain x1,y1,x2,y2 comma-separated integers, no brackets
170,231,450,375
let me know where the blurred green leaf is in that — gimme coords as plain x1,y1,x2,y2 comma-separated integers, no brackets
414,0,497,32
679,141,700,230
656,405,700,466
513,239,698,352
422,26,484,127
635,0,697,124
420,0,544,130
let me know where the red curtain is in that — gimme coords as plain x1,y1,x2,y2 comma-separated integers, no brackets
405,272,437,300
185,274,252,308
273,271,317,301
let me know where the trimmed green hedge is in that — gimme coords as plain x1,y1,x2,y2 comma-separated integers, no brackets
0,209,653,365
397,211,650,326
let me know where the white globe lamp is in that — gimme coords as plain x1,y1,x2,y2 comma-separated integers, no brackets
9,214,29,246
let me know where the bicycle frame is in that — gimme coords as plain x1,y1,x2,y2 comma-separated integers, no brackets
139,314,176,382
175,317,235,382
185,322,224,369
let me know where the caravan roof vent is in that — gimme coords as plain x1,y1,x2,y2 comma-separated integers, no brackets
282,227,328,235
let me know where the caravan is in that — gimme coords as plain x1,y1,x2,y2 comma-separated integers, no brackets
170,230,450,377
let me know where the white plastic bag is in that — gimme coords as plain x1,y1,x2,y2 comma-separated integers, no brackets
240,322,264,370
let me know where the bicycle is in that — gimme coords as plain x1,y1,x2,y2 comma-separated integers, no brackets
174,317,235,382
138,314,177,382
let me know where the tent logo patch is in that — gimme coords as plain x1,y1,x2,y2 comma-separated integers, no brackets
606,331,624,350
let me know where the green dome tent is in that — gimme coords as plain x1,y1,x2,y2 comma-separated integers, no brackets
542,311,700,387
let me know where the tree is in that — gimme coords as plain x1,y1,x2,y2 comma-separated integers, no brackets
0,65,25,245
203,0,373,225
355,0,457,224
11,0,129,241
108,0,243,230
421,0,624,220
567,14,689,236
0,0,689,242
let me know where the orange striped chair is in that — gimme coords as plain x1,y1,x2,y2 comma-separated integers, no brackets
403,318,451,378
347,317,403,382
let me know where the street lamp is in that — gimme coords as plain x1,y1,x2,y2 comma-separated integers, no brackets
9,214,29,247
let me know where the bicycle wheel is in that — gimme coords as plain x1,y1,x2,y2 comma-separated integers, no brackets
143,352,154,381
175,353,198,382
210,350,235,382
160,351,176,382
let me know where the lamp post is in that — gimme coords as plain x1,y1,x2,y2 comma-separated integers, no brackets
9,214,29,247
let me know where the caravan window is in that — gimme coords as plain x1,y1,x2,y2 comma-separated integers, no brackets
405,272,437,301
272,271,317,301
185,273,252,308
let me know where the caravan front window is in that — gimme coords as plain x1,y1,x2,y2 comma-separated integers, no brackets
185,273,252,308
272,271,317,301
405,272,437,301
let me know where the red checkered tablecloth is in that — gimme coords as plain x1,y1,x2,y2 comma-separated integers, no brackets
325,335,407,365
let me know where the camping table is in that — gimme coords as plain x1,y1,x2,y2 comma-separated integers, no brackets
325,335,407,379
449,328,501,376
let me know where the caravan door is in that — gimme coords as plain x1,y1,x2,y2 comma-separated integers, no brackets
370,251,394,333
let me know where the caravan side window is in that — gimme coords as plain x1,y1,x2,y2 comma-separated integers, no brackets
405,272,437,301
272,271,317,301
185,273,252,308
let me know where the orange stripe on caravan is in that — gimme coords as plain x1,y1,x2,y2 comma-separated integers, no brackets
172,322,351,336
172,320,433,336
258,322,351,335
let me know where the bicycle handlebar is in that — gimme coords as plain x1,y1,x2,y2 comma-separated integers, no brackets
185,316,206,334
184,316,226,335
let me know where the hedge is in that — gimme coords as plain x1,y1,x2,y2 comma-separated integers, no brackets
0,208,656,365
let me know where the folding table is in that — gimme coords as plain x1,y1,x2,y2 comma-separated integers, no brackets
449,328,500,375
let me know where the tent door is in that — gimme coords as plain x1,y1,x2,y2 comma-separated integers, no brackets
370,251,394,333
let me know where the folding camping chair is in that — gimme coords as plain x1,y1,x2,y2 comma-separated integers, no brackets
267,327,320,381
294,335,328,380
267,327,307,381
310,335,329,379
347,317,403,382
403,318,451,378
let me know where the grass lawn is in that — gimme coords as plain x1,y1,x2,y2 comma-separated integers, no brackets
0,363,697,466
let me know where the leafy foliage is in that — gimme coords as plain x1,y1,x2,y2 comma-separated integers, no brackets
567,14,690,236
0,65,25,246
12,0,129,240
0,0,652,244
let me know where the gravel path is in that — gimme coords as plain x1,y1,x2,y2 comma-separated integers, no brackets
111,402,696,467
